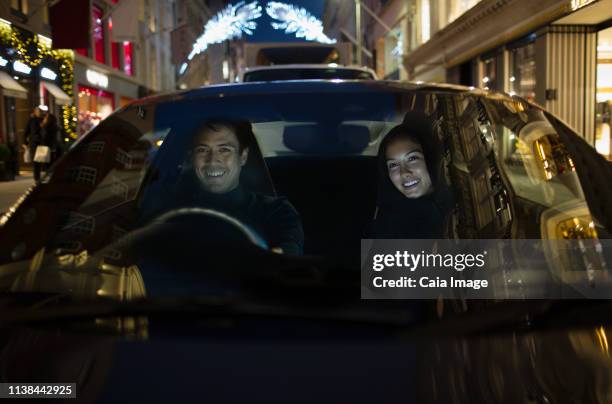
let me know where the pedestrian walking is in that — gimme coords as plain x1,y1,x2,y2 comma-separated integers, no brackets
23,107,44,182
41,112,59,165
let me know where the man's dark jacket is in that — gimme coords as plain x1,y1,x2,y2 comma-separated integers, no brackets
162,180,304,256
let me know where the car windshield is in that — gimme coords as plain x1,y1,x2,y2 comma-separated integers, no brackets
243,68,375,81
0,84,600,305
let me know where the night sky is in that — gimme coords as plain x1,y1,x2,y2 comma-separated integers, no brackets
246,0,327,43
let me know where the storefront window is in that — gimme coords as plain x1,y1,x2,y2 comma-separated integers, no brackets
481,56,497,91
108,19,121,70
77,85,115,137
111,42,120,70
383,28,402,79
123,42,133,76
93,5,106,64
120,96,134,108
508,41,536,101
596,26,612,160
420,0,430,43
10,0,28,15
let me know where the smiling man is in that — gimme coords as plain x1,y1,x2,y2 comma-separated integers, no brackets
192,124,248,194
188,120,304,255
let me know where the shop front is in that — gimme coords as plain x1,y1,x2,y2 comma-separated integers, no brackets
5,62,37,174
40,64,72,122
0,67,28,146
507,38,536,101
406,0,612,159
0,63,29,179
472,20,606,158
77,85,115,136
596,25,612,160
74,59,138,137
0,21,76,177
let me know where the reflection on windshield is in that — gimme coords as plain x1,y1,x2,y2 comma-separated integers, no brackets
159,119,305,256
0,90,440,300
488,100,596,239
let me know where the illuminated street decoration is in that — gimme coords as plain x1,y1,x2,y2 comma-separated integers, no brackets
265,2,336,44
180,1,338,75
37,34,52,48
40,67,58,80
86,69,109,88
0,21,77,138
13,60,31,74
181,1,262,74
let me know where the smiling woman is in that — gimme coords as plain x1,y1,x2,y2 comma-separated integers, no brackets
369,112,452,239
385,130,434,199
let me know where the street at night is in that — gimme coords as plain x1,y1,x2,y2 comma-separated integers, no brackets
0,0,612,403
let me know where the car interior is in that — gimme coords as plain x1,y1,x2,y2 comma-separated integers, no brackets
137,118,385,258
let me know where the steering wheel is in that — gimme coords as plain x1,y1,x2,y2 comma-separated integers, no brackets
151,207,269,249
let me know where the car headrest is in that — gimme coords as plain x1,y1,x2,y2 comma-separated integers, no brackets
240,138,277,196
283,124,370,154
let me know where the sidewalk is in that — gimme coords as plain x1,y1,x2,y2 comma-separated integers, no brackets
0,172,35,213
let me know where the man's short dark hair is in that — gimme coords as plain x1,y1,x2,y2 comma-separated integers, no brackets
194,119,254,152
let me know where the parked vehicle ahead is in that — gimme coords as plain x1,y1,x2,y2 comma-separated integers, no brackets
238,64,377,82
0,80,611,403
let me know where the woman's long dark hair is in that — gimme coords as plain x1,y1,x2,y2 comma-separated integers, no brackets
376,112,443,208
371,111,453,238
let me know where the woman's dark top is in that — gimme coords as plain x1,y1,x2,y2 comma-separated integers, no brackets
370,193,446,239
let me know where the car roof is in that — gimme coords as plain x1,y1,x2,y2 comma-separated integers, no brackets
239,64,379,81
126,80,524,109
242,64,374,72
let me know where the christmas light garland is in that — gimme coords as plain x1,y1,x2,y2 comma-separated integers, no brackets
0,24,76,139
181,1,337,75
181,1,262,74
265,2,336,44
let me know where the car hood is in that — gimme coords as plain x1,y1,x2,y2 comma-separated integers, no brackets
2,318,611,404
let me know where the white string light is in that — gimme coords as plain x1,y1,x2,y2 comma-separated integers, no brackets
265,2,336,44
180,1,338,76
180,1,262,74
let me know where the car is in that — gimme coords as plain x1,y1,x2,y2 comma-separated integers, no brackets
0,80,611,403
238,64,378,82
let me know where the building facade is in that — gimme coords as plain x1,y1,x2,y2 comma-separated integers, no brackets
74,0,177,137
0,0,179,176
172,0,214,89
0,0,73,175
363,0,612,159
323,0,411,80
